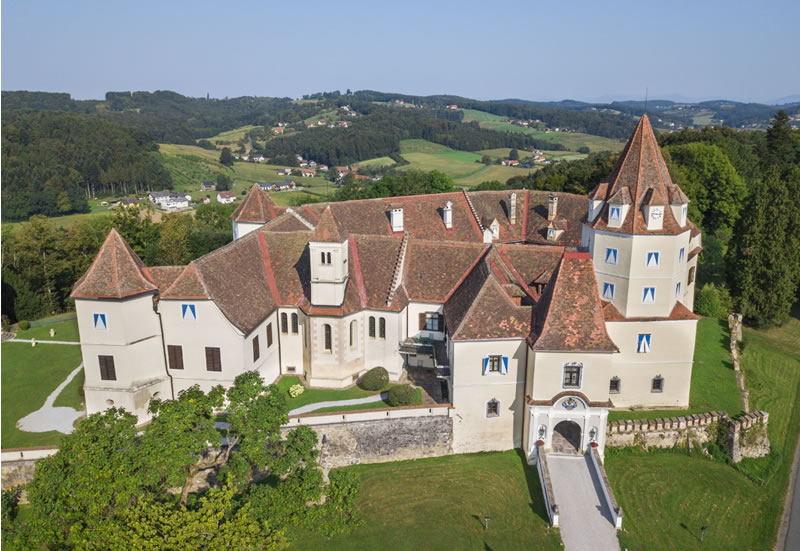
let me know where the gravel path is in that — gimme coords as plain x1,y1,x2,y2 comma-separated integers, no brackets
17,364,85,434
7,339,80,345
288,392,387,415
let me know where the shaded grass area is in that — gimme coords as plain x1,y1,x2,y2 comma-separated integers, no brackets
1,342,83,448
52,369,85,410
312,388,423,414
15,318,80,342
277,375,387,410
289,450,562,551
609,318,741,421
606,312,800,550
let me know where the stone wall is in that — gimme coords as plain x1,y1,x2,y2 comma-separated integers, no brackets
728,410,770,462
606,411,725,449
309,415,453,471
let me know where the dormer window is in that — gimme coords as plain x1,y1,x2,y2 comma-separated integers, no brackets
609,206,621,221
605,248,618,265
603,282,615,300
321,252,332,265
646,251,660,268
548,228,555,239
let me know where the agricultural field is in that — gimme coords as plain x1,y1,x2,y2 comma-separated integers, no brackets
460,108,507,122
203,125,260,147
356,156,396,169
454,164,539,187
606,312,800,550
289,450,561,551
477,120,625,153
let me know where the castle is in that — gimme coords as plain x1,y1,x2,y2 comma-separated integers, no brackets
71,115,701,457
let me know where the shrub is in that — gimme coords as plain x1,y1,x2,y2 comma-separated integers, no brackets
359,367,388,391
695,284,722,318
288,384,304,398
386,384,417,407
17,320,30,330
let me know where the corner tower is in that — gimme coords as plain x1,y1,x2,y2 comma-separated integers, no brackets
231,184,280,240
309,206,349,306
581,115,699,318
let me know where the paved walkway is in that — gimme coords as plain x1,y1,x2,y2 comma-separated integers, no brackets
288,392,388,415
779,435,800,550
548,454,620,551
18,364,85,434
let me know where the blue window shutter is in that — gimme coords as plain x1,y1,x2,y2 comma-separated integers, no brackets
189,304,196,318
181,304,188,318
482,357,489,375
502,356,509,374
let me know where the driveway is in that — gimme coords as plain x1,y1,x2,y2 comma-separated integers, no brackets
547,453,620,551
17,364,85,434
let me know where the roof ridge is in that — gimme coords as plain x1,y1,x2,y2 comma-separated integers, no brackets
349,235,368,308
286,207,315,230
441,246,491,304
257,232,281,304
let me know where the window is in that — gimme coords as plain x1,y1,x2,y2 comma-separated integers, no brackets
605,248,618,265
482,356,508,375
421,312,442,332
167,345,184,370
205,347,222,372
486,399,500,418
651,375,664,393
181,304,196,320
602,282,615,300
562,363,582,388
379,318,386,339
637,333,652,353
688,266,696,285
609,206,621,221
349,320,356,348
548,228,555,238
291,313,299,334
93,313,107,330
281,313,288,333
323,324,332,352
253,335,260,361
682,205,687,220
99,355,116,380
679,247,685,263
609,376,621,394
321,252,330,265
646,251,660,268
369,316,376,338
675,281,681,298
642,287,656,304
266,323,273,347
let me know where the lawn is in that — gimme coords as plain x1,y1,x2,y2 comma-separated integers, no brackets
1,341,84,448
609,318,742,421
399,152,485,180
15,318,80,342
288,450,562,551
606,312,800,550
276,376,423,413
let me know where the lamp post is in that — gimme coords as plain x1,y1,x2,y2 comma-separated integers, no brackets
701,524,707,542
484,515,490,531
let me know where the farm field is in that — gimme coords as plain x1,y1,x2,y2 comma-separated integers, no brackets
606,312,800,550
289,450,562,551
356,156,396,168
454,164,539,187
203,125,260,147
477,120,625,152
460,108,507,122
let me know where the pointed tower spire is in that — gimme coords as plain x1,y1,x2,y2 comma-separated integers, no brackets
232,184,278,224
71,229,157,299
310,205,343,243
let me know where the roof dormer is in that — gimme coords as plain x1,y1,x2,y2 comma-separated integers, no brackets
668,184,689,228
588,183,608,222
489,218,500,240
642,188,665,231
606,187,631,229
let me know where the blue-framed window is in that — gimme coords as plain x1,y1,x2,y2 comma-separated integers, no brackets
646,251,660,268
642,287,656,304
679,247,685,263
682,205,687,220
482,355,508,376
93,313,107,330
181,304,197,320
605,248,618,264
548,228,555,238
609,206,621,221
637,333,652,353
602,282,615,300
675,281,681,297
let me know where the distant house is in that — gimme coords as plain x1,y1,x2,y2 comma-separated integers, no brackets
334,166,350,179
308,160,317,167
300,168,316,177
272,127,284,134
250,153,265,162
150,191,191,211
446,104,458,110
318,164,329,172
299,160,309,168
201,197,211,204
277,168,292,176
259,182,276,191
501,159,520,167
338,120,349,128
217,191,237,204
201,181,216,191
114,197,139,209
354,174,371,181
278,178,297,190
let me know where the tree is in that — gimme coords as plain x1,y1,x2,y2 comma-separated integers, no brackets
216,172,232,191
481,155,492,165
509,148,519,161
156,213,191,266
220,147,234,167
765,110,796,173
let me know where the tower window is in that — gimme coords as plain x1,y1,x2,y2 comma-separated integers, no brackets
93,313,107,330
562,363,582,389
688,267,696,285
642,287,656,304
675,282,681,298
99,355,116,380
323,324,332,352
266,323,273,347
369,316,376,338
679,247,685,263
291,313,299,334
280,312,288,333
637,333,651,353
603,282,615,300
379,318,386,339
605,248,618,265
646,251,660,268
349,320,356,348
252,335,260,361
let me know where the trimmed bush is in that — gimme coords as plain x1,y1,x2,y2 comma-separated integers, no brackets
359,367,389,391
17,320,30,331
695,283,722,318
288,384,304,398
387,384,417,407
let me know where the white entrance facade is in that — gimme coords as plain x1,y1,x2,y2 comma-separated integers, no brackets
528,394,609,458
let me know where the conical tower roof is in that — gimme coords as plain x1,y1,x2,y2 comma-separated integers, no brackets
71,229,158,299
231,184,278,223
310,205,343,242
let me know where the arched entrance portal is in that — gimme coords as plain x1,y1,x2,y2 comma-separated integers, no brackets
552,420,582,455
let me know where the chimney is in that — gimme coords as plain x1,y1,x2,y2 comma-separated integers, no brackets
548,193,558,221
443,201,453,229
509,192,517,225
390,205,404,232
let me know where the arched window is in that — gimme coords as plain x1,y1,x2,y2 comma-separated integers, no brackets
379,318,386,339
280,312,288,333
291,313,299,334
321,252,326,264
323,324,332,352
350,320,357,348
327,252,332,264
369,316,376,338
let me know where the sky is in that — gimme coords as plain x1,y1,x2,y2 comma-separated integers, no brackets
2,0,799,104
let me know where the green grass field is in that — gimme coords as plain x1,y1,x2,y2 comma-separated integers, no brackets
460,108,507,123
609,318,743,421
203,125,260,146
454,164,539,187
289,450,562,551
15,318,80,342
355,156,396,169
606,313,800,550
1,340,83,448
477,121,625,153
399,139,453,154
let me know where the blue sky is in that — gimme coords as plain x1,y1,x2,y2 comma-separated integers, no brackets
2,0,798,103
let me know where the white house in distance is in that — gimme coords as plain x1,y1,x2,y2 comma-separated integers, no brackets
217,191,237,204
72,115,700,457
149,191,191,211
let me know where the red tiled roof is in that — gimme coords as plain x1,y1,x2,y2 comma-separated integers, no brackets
311,206,344,242
602,300,700,322
231,184,281,223
525,191,588,246
71,229,158,299
531,252,618,352
403,241,487,302
161,263,211,299
143,266,184,291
